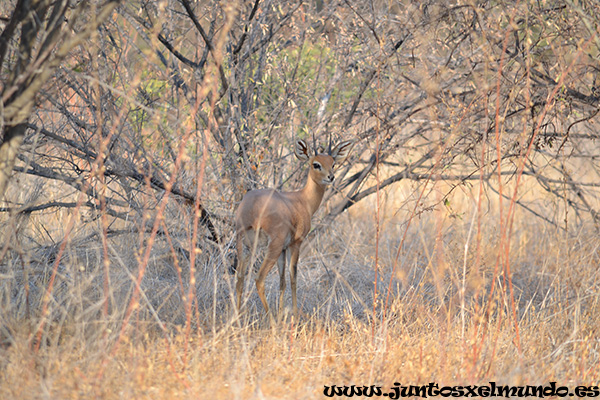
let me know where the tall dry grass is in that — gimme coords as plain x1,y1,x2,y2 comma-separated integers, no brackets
1,178,599,399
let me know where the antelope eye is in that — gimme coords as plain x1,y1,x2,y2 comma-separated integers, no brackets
312,162,322,170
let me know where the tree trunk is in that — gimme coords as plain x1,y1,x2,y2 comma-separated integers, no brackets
0,124,27,201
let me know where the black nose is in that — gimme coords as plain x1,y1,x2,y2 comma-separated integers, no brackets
329,173,335,181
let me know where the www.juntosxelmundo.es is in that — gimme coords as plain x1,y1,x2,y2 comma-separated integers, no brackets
324,382,600,398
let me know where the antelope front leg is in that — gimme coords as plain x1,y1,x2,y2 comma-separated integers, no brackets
289,243,301,320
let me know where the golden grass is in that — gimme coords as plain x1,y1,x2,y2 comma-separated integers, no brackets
1,182,600,399
1,296,598,399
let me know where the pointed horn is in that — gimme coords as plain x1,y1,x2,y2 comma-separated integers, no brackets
327,132,332,155
312,131,318,155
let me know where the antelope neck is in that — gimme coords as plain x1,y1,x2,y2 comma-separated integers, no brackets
298,173,326,216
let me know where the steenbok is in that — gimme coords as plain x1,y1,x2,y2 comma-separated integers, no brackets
234,139,354,319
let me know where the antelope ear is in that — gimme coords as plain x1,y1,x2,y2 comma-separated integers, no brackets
294,139,311,161
330,140,355,164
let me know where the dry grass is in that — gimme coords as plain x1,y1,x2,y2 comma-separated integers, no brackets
1,188,600,400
